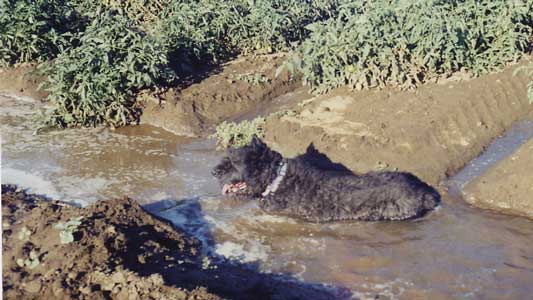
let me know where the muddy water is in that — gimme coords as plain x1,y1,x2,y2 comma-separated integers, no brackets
2,93,533,300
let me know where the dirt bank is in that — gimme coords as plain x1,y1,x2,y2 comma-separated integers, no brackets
1,185,349,300
140,54,301,137
0,55,301,137
462,139,533,219
263,61,533,186
0,65,47,99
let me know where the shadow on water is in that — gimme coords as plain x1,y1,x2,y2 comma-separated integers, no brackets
136,197,353,300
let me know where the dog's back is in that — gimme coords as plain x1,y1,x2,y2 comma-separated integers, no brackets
262,160,440,222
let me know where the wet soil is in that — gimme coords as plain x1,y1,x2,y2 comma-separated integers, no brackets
139,54,301,136
264,61,533,188
1,185,348,300
463,138,533,219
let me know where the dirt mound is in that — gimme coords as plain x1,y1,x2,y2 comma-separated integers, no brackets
1,184,219,300
264,61,533,186
1,185,349,300
463,138,533,219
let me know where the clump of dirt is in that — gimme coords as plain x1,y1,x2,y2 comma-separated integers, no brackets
1,184,220,300
139,54,300,137
264,61,533,186
463,139,533,219
2,185,349,300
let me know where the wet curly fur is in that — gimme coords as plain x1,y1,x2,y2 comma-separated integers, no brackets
212,137,440,222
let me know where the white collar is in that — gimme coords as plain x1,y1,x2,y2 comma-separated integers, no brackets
261,160,287,197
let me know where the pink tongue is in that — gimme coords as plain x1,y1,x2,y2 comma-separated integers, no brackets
222,182,247,195
222,184,231,195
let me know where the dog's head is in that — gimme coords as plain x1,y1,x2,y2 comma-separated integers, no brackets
212,136,282,198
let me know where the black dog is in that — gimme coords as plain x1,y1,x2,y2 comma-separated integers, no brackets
212,137,440,222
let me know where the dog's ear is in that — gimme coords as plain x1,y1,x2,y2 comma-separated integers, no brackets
305,143,318,155
250,135,265,148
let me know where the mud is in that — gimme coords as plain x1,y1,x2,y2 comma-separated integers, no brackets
463,138,533,219
263,61,533,187
140,54,302,136
1,185,349,300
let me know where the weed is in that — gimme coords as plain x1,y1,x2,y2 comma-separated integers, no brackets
53,216,83,244
0,0,84,67
16,250,40,269
211,117,265,149
98,0,166,27
156,0,341,66
285,0,533,94
17,226,32,241
38,11,174,128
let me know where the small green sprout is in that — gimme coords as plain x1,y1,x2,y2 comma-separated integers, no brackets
211,117,265,149
16,250,40,269
17,226,32,241
53,216,83,244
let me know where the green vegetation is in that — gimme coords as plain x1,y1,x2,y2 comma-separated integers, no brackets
53,216,83,244
0,0,83,67
211,117,265,149
17,226,32,241
285,0,533,93
16,250,40,269
155,0,339,67
94,0,166,27
0,0,531,129
38,12,174,128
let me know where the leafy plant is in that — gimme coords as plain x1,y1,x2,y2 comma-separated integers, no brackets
224,0,341,55
285,0,533,94
16,250,40,269
0,0,85,67
156,0,342,67
53,216,83,244
98,0,166,27
154,0,235,68
39,11,174,128
17,226,32,241
211,117,265,149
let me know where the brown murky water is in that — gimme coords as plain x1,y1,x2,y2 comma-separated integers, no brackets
2,93,533,299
